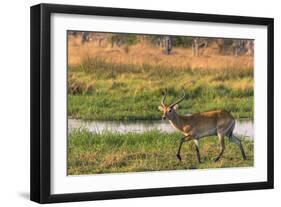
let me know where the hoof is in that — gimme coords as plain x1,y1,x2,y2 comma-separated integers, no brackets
214,157,220,162
176,154,182,161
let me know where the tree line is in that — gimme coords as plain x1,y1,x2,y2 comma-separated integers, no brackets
69,31,254,56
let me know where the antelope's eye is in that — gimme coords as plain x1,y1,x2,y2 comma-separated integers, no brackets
168,108,172,112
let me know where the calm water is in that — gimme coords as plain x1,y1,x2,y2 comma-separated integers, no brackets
68,119,254,139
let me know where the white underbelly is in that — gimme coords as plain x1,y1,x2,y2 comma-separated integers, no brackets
197,127,217,138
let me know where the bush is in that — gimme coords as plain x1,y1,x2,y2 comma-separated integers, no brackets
68,74,95,95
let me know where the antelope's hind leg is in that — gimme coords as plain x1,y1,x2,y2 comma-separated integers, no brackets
193,139,202,163
214,133,225,162
229,134,247,160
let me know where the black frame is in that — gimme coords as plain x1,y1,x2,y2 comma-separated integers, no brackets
30,3,274,204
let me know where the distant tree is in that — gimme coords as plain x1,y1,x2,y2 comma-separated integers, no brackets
216,39,225,54
214,39,234,55
164,36,173,55
191,37,208,56
146,35,166,47
126,34,138,45
232,40,248,56
245,40,254,56
107,34,138,47
173,36,193,47
68,31,80,37
148,35,173,54
81,32,90,44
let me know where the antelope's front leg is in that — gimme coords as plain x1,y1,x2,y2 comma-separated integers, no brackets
176,135,192,161
176,137,185,161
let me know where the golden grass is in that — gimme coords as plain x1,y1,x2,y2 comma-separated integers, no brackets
68,35,253,70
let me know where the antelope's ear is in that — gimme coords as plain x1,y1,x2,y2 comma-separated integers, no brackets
158,106,164,111
172,104,179,110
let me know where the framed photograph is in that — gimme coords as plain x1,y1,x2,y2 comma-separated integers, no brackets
30,3,274,203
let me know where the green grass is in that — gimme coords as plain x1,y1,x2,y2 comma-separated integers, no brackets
68,58,254,120
67,129,254,175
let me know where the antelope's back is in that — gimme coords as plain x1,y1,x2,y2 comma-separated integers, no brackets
184,109,235,137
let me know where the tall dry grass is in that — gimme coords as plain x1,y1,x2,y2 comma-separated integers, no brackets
68,35,254,71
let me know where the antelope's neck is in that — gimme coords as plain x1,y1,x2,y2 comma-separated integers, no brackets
169,114,185,132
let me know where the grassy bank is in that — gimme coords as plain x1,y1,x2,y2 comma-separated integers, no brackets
68,57,253,120
67,130,254,175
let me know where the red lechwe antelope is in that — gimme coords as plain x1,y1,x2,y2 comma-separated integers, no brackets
158,89,247,163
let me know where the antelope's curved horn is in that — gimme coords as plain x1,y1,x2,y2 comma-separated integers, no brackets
170,89,186,108
161,90,167,107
